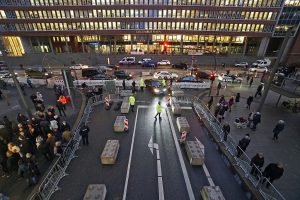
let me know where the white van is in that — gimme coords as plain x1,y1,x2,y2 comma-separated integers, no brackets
119,57,136,65
252,59,271,68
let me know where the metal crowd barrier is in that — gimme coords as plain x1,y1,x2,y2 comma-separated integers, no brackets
174,94,286,200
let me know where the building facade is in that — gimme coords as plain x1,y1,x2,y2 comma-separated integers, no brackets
0,0,292,57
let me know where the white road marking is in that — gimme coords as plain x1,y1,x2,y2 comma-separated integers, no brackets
158,177,165,200
166,108,195,200
157,159,162,177
181,106,193,110
122,106,139,200
148,136,154,154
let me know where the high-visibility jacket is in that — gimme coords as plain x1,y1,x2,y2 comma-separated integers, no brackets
59,96,67,105
139,78,145,87
156,104,162,113
161,79,166,87
129,96,135,105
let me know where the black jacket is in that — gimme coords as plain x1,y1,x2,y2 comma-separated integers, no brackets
250,154,264,169
80,125,90,136
263,163,284,179
238,136,251,151
273,123,284,134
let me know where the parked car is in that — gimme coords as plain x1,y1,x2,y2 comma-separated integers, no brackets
25,68,52,79
90,74,112,80
249,66,268,73
218,73,243,83
69,64,89,70
138,58,152,65
153,71,178,79
94,65,113,72
82,67,100,78
0,70,10,78
144,79,167,94
252,59,271,68
172,63,188,70
119,57,136,65
143,60,157,68
177,76,204,83
192,69,211,79
235,62,248,68
113,70,132,80
157,60,171,65
0,61,8,70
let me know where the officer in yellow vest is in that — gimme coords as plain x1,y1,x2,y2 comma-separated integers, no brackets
129,94,135,112
139,78,145,92
161,78,166,87
154,101,162,119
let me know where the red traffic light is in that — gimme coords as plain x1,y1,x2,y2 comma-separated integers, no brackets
163,42,168,47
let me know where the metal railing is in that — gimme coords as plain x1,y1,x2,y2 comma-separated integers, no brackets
173,94,286,200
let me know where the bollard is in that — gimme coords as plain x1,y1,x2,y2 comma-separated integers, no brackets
180,131,187,144
124,118,129,132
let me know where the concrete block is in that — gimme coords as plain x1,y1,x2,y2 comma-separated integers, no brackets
101,140,120,165
172,102,181,115
176,117,190,132
121,97,130,113
185,141,205,166
114,116,126,132
120,90,132,97
83,184,107,200
201,186,225,200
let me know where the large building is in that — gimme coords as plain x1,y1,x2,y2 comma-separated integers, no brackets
0,0,298,57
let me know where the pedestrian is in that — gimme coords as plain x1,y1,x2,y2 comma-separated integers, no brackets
2,90,11,106
262,162,284,188
235,93,240,103
27,78,33,89
236,134,251,157
246,75,250,84
222,122,230,141
0,89,2,100
214,103,221,118
272,120,285,141
36,92,44,102
20,83,26,95
255,83,264,97
228,96,234,112
60,121,71,132
249,77,254,87
132,80,136,93
251,112,261,131
250,152,264,177
58,95,67,109
53,141,63,156
129,94,135,112
80,124,90,146
246,96,253,109
161,78,166,88
219,95,225,104
122,79,126,90
56,100,66,117
247,111,255,128
216,82,222,96
154,101,162,119
207,96,213,110
217,106,226,123
139,77,145,92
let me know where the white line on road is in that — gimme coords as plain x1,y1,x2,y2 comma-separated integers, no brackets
181,106,193,110
157,159,162,177
166,108,195,200
158,177,165,200
122,106,139,200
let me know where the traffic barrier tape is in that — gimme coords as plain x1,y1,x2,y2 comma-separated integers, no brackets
180,131,187,144
124,118,129,131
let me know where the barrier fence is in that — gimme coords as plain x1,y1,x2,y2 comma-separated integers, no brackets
173,94,286,200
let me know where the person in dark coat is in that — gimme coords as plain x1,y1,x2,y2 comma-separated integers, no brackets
36,137,53,161
217,107,226,123
236,134,251,157
132,80,136,93
252,112,261,131
255,83,264,97
249,77,254,87
235,93,240,103
246,75,250,84
17,113,28,125
218,95,225,104
214,103,221,118
207,96,213,110
272,120,285,140
222,122,230,141
56,100,66,117
122,79,126,90
262,162,284,188
250,152,264,177
60,121,71,132
80,124,90,146
46,112,54,122
216,82,222,96
246,96,254,109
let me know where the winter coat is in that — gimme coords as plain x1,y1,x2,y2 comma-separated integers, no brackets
247,96,253,105
273,123,284,134
238,136,251,151
263,163,284,180
250,154,264,169
253,114,261,125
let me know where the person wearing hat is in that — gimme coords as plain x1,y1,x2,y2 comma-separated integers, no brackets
273,120,285,141
262,162,284,188
250,152,264,177
154,101,162,119
236,134,251,157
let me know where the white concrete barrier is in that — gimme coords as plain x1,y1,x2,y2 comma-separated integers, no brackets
173,82,211,89
73,80,140,87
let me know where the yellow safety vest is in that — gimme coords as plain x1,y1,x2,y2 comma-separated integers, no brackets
140,79,145,87
162,79,166,87
129,96,135,105
156,104,162,113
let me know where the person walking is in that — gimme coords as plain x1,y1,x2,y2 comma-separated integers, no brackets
247,111,255,128
56,100,66,117
255,83,264,97
273,120,285,141
154,101,162,119
246,95,254,109
132,80,136,93
139,77,145,92
207,96,213,110
249,77,254,87
0,89,2,100
122,80,126,90
251,112,261,131
235,93,240,103
236,134,251,157
80,124,90,146
216,82,222,96
246,75,250,84
161,78,166,88
250,153,264,177
217,106,226,123
262,162,284,188
228,96,234,112
222,122,230,141
58,95,67,109
27,78,33,89
129,94,135,112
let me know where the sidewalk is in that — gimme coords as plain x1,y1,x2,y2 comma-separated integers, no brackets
201,79,300,200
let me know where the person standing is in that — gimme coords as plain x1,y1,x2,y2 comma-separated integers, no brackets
154,101,162,119
132,80,136,93
58,95,67,109
207,96,213,110
273,120,285,141
250,153,264,177
27,78,33,88
216,82,222,96
252,112,261,131
236,134,251,157
222,122,230,141
217,106,226,123
262,162,284,188
235,93,240,103
139,77,145,92
56,100,66,117
161,78,166,88
129,95,135,112
246,95,254,109
80,124,90,146
249,77,254,87
246,75,250,84
0,89,2,100
228,96,234,112
122,80,126,90
255,83,264,97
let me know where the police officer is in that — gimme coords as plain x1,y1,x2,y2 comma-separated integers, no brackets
139,78,145,92
161,78,166,88
154,101,162,119
129,95,135,112
80,124,90,146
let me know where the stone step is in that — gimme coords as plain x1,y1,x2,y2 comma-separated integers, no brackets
83,184,107,200
114,116,126,132
185,140,205,166
176,117,190,132
201,186,225,200
101,140,120,165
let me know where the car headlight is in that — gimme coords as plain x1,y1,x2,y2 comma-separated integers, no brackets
154,88,160,93
45,73,49,76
